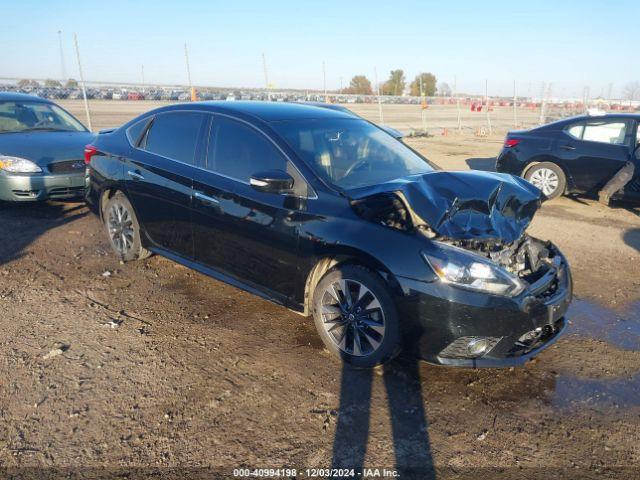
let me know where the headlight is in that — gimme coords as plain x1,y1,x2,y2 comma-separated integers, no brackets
0,156,42,173
422,242,524,296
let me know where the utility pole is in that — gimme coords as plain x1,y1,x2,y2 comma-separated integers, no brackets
485,79,492,135
455,75,461,132
141,64,145,92
539,82,547,125
73,33,92,131
513,80,517,128
374,67,384,124
419,75,426,133
58,30,67,82
184,43,193,100
262,52,271,101
322,61,327,102
584,85,590,110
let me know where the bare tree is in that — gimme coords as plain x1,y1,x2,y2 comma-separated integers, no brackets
437,82,452,97
623,81,640,106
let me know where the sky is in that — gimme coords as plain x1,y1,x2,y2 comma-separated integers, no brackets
2,0,638,98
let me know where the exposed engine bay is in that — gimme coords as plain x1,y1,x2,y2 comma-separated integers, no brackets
442,235,557,285
349,170,559,287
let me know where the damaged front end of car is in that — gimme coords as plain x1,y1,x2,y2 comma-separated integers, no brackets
349,170,573,367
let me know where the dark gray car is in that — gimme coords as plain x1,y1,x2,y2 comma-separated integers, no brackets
0,92,95,202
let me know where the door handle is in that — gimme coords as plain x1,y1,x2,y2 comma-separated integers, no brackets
560,145,576,151
194,191,220,205
127,170,145,181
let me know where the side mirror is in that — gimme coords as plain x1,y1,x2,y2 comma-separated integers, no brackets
249,169,294,194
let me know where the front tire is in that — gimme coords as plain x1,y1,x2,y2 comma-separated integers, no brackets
525,162,566,199
103,191,151,262
312,265,400,368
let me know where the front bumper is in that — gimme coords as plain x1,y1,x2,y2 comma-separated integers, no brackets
396,247,572,367
0,172,86,202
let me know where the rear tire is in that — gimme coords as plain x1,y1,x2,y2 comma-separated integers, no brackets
103,191,151,262
312,265,400,368
524,162,566,200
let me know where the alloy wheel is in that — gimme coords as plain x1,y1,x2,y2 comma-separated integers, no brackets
107,202,135,256
529,167,559,196
319,279,386,357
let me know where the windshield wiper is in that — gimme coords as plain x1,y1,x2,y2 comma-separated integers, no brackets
22,127,72,132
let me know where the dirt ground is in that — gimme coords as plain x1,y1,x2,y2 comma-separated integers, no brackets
1,101,639,479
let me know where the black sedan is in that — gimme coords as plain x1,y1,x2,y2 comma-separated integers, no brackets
496,113,640,200
0,92,95,202
85,102,572,368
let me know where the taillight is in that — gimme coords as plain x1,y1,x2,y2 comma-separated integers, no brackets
84,145,98,165
504,138,520,148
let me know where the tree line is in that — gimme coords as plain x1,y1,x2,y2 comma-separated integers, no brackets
17,78,78,88
340,70,444,96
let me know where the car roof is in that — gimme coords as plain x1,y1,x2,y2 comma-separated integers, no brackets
537,112,640,130
564,113,640,123
0,92,52,103
174,101,356,122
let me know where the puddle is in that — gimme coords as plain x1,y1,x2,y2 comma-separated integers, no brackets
550,299,640,409
566,298,640,351
554,373,640,409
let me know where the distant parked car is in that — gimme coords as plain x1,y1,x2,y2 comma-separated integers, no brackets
497,113,640,200
0,92,95,202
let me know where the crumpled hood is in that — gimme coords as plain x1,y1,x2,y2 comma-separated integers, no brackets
0,131,96,166
349,170,543,243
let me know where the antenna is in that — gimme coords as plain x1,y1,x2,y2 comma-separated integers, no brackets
73,33,92,131
57,30,67,82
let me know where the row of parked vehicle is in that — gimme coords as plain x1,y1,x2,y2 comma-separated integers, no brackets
0,91,635,368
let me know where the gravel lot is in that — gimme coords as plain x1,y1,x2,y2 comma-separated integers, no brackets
1,101,639,479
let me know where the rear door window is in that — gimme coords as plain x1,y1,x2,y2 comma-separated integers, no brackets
206,115,287,182
126,118,151,146
582,121,629,145
564,122,584,140
144,112,205,164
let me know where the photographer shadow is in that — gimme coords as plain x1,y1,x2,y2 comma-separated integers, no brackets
331,357,435,479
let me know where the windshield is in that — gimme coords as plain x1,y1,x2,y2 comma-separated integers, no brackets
272,118,434,189
0,101,86,133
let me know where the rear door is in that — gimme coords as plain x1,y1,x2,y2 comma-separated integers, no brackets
124,111,206,257
192,114,302,300
559,119,632,192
